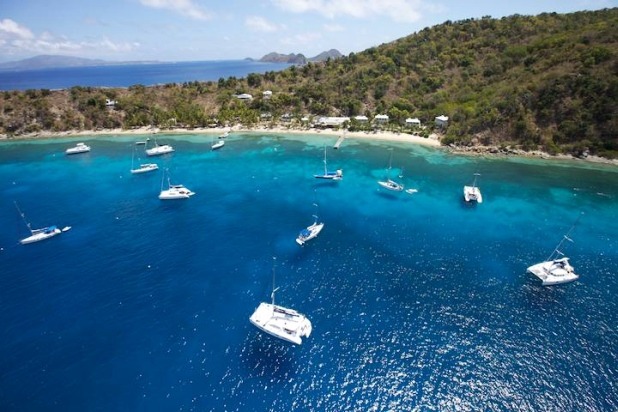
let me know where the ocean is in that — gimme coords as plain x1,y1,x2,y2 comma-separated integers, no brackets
0,133,616,411
0,60,291,91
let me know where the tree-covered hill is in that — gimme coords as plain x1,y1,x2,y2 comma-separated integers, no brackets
1,9,616,157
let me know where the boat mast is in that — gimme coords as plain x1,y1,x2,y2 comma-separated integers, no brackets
271,257,279,306
472,173,481,189
546,212,583,261
14,201,33,233
323,146,328,175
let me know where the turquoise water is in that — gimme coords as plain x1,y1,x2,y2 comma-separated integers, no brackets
0,133,617,411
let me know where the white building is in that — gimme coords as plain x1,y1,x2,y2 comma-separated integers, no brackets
435,115,449,127
262,90,272,99
406,117,421,127
316,116,350,127
236,93,253,100
374,114,389,124
354,115,369,123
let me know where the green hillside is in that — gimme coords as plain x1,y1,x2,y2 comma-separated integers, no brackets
1,9,616,157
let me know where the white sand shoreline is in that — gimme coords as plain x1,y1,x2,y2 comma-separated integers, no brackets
2,125,616,166
0,125,441,147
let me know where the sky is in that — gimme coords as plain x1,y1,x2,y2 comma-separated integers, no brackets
0,0,615,63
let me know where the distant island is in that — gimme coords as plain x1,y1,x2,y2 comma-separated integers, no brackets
255,49,342,64
0,55,159,71
0,51,343,71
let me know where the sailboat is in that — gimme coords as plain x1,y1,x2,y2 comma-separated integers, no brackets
14,202,62,244
377,150,404,191
145,137,174,156
463,173,483,203
130,147,158,174
527,216,581,285
296,202,324,245
158,169,195,200
249,258,312,345
314,146,343,180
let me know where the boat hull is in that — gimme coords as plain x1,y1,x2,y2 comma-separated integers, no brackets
159,189,195,199
463,186,483,203
249,302,312,345
20,227,62,244
131,164,159,174
296,222,324,245
527,259,579,285
146,145,174,156
378,179,404,191
65,143,91,155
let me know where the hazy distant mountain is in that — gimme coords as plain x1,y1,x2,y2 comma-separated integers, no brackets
0,55,159,71
0,55,109,70
257,49,342,64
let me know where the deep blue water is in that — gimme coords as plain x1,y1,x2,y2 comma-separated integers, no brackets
0,134,617,411
0,60,291,91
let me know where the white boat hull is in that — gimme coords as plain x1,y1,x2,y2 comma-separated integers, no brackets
146,145,174,156
250,302,312,345
314,169,343,180
65,143,91,155
131,163,159,174
527,258,579,285
159,184,195,199
463,185,483,203
378,179,404,191
212,141,225,150
20,227,62,244
296,222,324,245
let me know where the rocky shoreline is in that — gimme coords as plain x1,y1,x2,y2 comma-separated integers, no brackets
445,144,618,166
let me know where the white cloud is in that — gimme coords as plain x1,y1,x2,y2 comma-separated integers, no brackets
0,19,34,40
0,19,138,58
271,0,423,23
280,31,322,46
323,23,344,32
139,0,211,21
245,16,279,32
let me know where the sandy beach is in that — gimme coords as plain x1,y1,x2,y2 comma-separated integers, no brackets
2,125,616,166
0,125,442,147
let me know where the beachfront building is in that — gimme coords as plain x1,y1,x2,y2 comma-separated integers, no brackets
354,115,369,123
435,115,449,128
406,118,421,128
315,116,350,128
374,114,389,125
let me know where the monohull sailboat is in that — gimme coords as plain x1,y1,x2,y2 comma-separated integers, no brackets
314,146,342,180
14,202,64,245
377,149,404,191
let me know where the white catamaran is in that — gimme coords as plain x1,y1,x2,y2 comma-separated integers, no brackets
377,150,404,192
249,258,312,345
14,202,62,245
463,173,483,203
158,169,195,200
314,146,343,180
527,216,581,286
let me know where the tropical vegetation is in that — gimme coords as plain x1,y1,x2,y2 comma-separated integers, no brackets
0,8,616,158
